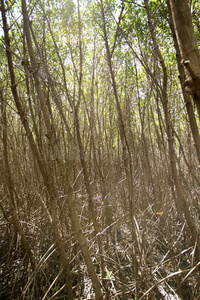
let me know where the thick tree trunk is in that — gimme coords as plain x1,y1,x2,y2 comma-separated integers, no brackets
169,0,200,112
169,0,200,75
167,0,200,163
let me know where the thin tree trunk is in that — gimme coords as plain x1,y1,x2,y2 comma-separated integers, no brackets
0,79,35,270
100,1,140,297
21,1,103,298
73,1,106,286
2,1,74,297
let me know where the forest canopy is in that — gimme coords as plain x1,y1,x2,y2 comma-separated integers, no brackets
0,0,200,299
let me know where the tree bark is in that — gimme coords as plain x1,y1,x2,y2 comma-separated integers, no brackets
167,0,200,164
169,0,200,113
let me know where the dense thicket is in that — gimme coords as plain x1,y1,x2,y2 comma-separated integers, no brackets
0,0,200,299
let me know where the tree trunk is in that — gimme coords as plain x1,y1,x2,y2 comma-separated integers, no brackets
169,0,200,113
167,0,200,163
